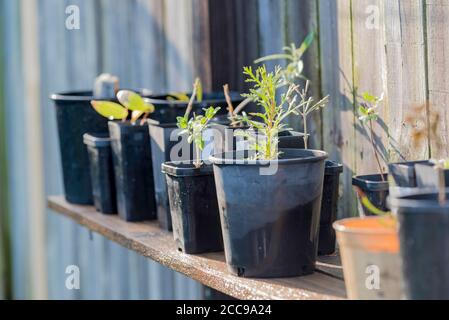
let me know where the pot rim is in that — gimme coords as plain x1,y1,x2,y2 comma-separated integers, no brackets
83,133,111,148
389,188,449,210
333,216,397,235
209,148,328,166
352,174,389,191
162,161,213,177
50,89,153,102
144,91,243,106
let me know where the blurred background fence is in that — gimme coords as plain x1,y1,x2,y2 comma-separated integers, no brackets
0,0,446,299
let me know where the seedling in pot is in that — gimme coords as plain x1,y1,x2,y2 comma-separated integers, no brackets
176,78,220,168
237,65,305,160
90,90,155,124
287,80,329,149
228,33,314,117
358,92,386,181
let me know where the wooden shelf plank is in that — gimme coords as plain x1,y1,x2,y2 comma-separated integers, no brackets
48,196,346,300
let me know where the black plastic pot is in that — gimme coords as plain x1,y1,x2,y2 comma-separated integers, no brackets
162,162,223,254
146,92,244,124
147,93,243,230
210,148,327,278
83,133,117,214
352,174,389,216
50,91,110,204
51,90,154,205
390,191,449,299
388,160,430,187
318,161,343,255
415,162,449,188
108,121,156,221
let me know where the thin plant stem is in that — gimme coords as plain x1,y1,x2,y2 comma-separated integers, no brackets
184,79,200,119
303,113,308,149
369,119,385,181
195,143,201,169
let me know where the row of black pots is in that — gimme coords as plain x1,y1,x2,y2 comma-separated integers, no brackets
352,159,444,217
353,160,449,299
51,90,242,221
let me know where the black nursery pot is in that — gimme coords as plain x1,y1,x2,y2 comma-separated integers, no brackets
147,92,243,230
388,160,430,187
83,133,117,214
415,162,449,188
108,121,156,222
210,148,327,278
352,174,389,215
162,162,223,254
146,91,243,124
318,161,343,256
390,191,449,299
51,91,110,204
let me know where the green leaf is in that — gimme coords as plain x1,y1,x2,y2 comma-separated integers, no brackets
359,105,368,115
91,101,128,120
297,32,315,57
168,92,190,102
254,54,292,64
117,90,148,112
176,116,188,129
362,92,378,103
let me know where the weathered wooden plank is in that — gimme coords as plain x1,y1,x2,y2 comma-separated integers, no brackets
3,0,31,299
0,0,11,300
130,0,167,92
384,0,428,161
48,196,346,300
351,0,389,175
20,0,47,299
163,0,195,91
426,0,449,159
319,0,358,218
208,0,260,91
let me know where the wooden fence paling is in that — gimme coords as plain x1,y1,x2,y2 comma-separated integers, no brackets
319,0,358,217
426,0,449,159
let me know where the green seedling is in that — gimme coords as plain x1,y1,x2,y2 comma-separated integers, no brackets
358,92,385,181
238,65,305,160
176,78,219,168
231,33,314,116
91,90,155,124
287,80,329,149
255,31,315,84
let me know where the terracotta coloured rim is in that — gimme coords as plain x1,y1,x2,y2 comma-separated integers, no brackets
333,216,397,235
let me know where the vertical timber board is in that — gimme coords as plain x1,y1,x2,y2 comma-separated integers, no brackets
99,0,132,299
38,0,78,299
426,0,449,158
131,0,167,92
3,0,31,299
351,0,389,176
285,0,322,146
20,0,47,299
208,0,260,91
192,0,212,92
384,0,428,161
0,0,11,300
319,0,357,217
164,0,195,91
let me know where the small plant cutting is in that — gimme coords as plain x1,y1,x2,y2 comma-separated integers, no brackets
352,92,389,217
175,78,219,168
161,78,223,255
358,92,386,181
91,90,155,124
